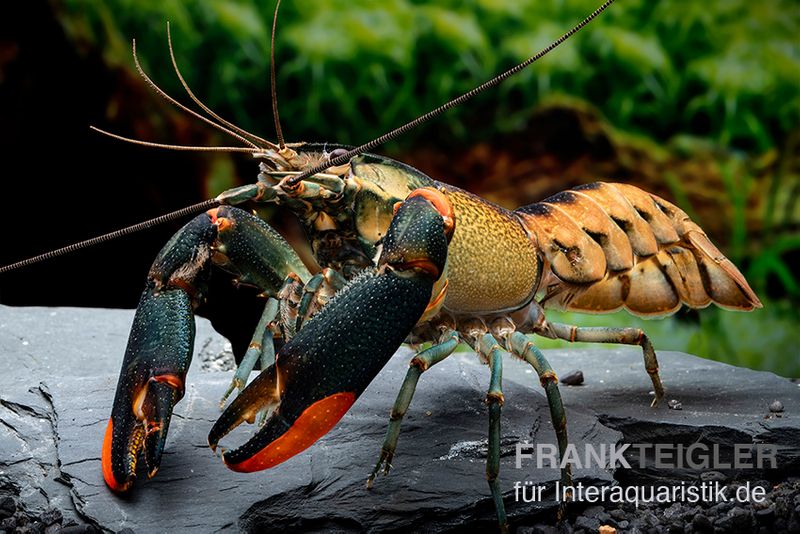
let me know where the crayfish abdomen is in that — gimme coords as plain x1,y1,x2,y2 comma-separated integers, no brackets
515,182,761,316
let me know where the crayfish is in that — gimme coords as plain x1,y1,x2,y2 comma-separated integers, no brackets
1,1,762,531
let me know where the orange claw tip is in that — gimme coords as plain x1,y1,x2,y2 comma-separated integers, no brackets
223,392,356,473
207,207,234,232
407,187,455,237
102,419,133,493
151,373,185,397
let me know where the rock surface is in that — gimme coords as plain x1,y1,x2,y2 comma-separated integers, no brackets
0,306,798,532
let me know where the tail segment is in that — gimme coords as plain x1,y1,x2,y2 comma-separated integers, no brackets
516,182,761,317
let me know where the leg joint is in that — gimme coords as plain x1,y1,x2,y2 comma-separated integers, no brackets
539,371,559,388
485,392,505,406
410,356,429,371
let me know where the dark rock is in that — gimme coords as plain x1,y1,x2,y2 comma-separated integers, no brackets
582,505,605,518
776,493,793,517
561,370,584,386
770,400,784,413
667,399,683,410
709,501,734,516
642,510,659,527
692,513,712,532
39,509,61,526
755,505,775,523
3,306,800,532
574,515,600,531
530,525,559,534
56,526,101,534
714,507,752,531
663,503,683,519
0,497,15,519
683,505,702,518
609,509,627,521
700,471,728,482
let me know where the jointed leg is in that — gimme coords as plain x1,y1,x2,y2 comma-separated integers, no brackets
479,333,509,534
541,322,663,406
295,268,347,331
506,332,572,515
219,298,279,408
367,328,459,487
278,268,346,340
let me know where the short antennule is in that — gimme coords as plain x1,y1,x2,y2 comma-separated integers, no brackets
131,37,264,150
165,22,278,150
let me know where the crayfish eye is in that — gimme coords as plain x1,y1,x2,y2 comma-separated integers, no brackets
328,148,348,160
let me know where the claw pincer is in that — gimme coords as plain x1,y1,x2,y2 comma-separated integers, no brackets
102,201,316,492
102,216,213,492
102,287,195,492
208,188,454,472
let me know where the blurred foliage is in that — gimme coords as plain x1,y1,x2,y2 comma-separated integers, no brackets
56,0,799,150
52,0,800,375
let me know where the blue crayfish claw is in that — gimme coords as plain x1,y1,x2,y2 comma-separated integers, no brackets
102,287,193,492
207,188,454,472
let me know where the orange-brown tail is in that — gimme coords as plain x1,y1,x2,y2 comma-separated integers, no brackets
516,182,762,317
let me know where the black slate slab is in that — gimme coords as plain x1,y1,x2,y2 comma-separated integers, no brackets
1,306,798,532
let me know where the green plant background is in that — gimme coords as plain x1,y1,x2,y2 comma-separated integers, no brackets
52,0,800,375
